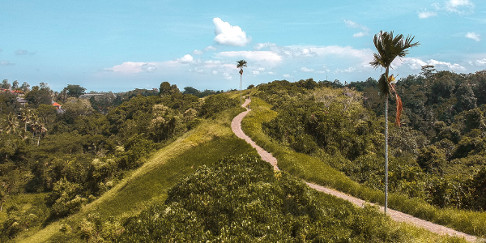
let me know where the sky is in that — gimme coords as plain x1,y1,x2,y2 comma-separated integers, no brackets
0,0,485,92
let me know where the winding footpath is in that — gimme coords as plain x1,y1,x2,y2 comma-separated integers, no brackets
231,98,480,242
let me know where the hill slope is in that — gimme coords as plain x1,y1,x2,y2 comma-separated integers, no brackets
17,104,258,242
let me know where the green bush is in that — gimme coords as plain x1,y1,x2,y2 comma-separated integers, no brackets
198,94,239,118
121,155,408,242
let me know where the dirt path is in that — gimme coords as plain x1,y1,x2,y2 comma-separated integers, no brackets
231,98,479,242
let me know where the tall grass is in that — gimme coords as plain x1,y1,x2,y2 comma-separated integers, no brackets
241,97,486,238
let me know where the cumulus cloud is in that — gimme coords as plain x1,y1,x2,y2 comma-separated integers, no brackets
445,0,474,13
106,62,158,74
193,49,203,55
474,58,486,65
398,57,466,72
281,45,371,60
217,51,282,65
466,32,480,41
255,42,277,50
418,10,437,19
300,67,314,72
344,20,369,38
213,17,250,46
177,54,194,64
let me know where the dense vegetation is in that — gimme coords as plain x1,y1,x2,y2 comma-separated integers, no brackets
256,71,486,212
64,155,462,242
0,80,237,240
1,69,485,241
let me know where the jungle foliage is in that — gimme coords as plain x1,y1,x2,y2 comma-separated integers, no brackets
0,81,236,240
257,73,486,212
115,156,431,242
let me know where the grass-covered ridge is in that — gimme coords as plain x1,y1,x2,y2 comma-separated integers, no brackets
85,155,466,242
242,96,486,237
16,101,257,242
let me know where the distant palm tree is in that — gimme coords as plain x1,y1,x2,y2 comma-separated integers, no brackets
370,31,419,215
236,60,247,96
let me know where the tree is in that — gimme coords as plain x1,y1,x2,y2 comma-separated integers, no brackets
182,86,200,97
1,79,11,89
24,85,52,107
370,31,419,214
11,80,19,90
63,84,86,98
236,60,247,101
20,82,30,93
159,82,180,96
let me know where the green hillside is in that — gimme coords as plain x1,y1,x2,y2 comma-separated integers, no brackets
1,74,485,241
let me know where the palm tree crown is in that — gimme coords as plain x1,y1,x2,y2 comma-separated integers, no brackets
237,60,247,75
371,31,419,95
370,31,419,70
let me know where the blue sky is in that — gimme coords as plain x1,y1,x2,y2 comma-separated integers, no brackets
0,0,485,92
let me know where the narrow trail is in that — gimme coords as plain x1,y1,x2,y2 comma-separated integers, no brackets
231,98,479,242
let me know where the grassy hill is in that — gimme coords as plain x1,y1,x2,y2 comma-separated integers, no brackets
16,98,258,242
8,89,480,242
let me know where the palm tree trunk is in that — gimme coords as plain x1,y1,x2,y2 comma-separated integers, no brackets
384,67,389,215
239,74,243,103
384,93,389,215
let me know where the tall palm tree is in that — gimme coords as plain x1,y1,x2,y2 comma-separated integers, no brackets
236,60,247,101
370,31,419,215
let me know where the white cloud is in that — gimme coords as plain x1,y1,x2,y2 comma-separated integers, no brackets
204,45,217,51
255,42,276,50
398,57,466,72
344,20,369,38
474,58,486,65
429,59,466,71
106,54,195,74
466,32,480,41
223,72,233,80
336,67,356,73
300,67,314,72
283,74,291,78
106,62,158,74
193,49,203,55
445,0,474,13
286,46,374,66
418,11,437,19
217,51,282,65
213,17,250,46
354,32,368,38
177,54,194,64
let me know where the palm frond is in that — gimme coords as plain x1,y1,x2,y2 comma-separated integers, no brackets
370,31,419,69
236,60,247,69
